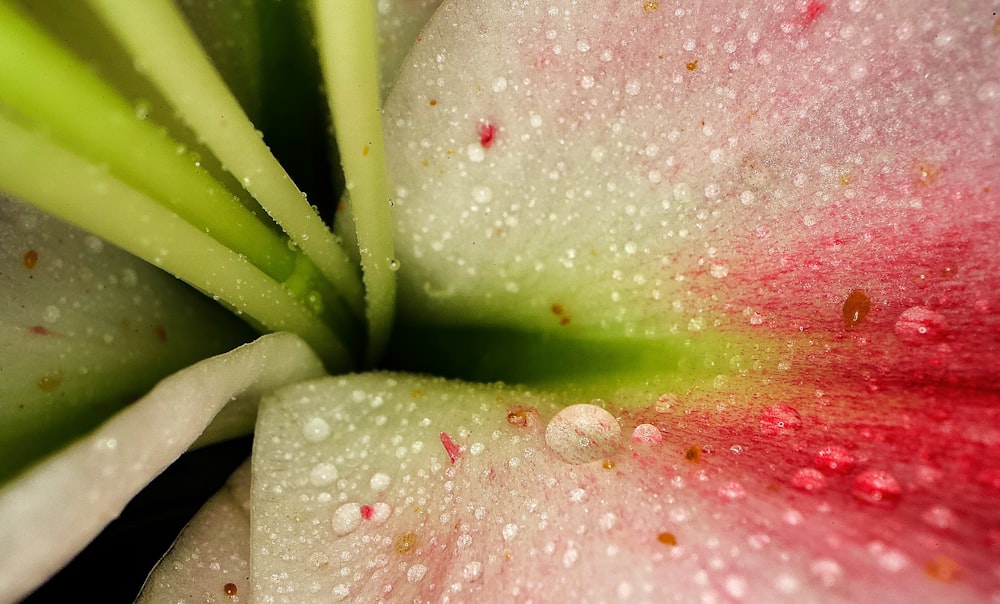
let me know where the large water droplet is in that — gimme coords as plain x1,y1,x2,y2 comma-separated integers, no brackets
852,469,902,508
332,503,362,535
894,306,947,345
545,403,622,464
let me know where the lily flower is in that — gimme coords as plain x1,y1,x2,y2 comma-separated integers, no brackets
1,0,998,602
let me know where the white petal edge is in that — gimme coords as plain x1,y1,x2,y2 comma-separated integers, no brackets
0,332,324,603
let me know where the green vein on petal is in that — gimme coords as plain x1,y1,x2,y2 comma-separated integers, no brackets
311,0,397,366
0,112,353,370
85,0,366,320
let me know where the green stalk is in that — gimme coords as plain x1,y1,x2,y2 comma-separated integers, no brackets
311,0,397,365
0,1,293,281
85,0,365,320
0,111,353,371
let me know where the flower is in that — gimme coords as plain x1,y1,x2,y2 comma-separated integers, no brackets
2,0,999,602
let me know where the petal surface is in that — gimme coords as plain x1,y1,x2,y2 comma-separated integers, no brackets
0,332,323,602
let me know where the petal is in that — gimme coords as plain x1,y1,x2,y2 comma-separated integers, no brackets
250,374,995,602
0,332,324,602
137,460,253,604
384,0,999,388
0,196,251,482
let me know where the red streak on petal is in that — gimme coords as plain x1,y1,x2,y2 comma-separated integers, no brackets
478,122,496,148
27,325,56,336
797,1,827,29
440,431,461,463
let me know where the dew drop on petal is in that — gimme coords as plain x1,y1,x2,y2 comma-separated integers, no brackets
718,481,747,501
893,306,947,345
631,423,663,444
545,403,623,464
332,503,362,536
922,504,958,530
759,404,802,436
303,417,331,442
370,472,391,492
463,561,483,581
791,467,826,493
310,463,338,486
852,469,902,508
406,564,428,582
813,445,855,475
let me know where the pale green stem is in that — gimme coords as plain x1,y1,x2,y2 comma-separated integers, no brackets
311,0,397,365
86,0,366,320
0,112,353,371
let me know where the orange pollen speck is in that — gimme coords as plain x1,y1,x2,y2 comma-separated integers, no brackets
395,531,418,554
842,289,872,328
362,145,370,157
925,556,961,582
602,459,616,470
428,99,437,106
686,60,698,71
685,445,702,463
223,583,238,596
643,1,658,11
23,249,38,269
657,532,677,546
551,303,564,315
412,389,423,398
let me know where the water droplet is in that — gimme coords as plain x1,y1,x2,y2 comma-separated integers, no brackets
545,403,623,464
388,258,401,271
852,469,902,508
811,558,843,587
463,561,482,581
921,505,957,530
759,404,802,436
718,481,747,501
332,584,350,601
791,468,826,493
370,472,391,492
894,306,947,345
332,503,361,536
466,144,485,162
310,463,338,486
710,263,729,278
491,77,508,92
406,564,427,582
42,305,61,323
631,423,663,444
302,417,331,442
813,445,855,475
502,523,519,541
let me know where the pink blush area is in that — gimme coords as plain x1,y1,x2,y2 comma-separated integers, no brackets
612,383,1000,600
